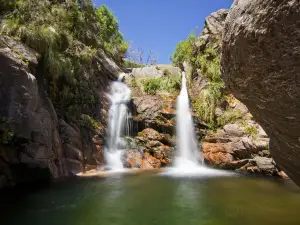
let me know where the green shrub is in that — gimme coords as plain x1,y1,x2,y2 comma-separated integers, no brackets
79,114,101,131
193,82,224,128
131,78,137,87
95,5,128,63
163,69,171,76
160,74,181,93
216,109,244,127
142,74,181,95
143,78,161,95
170,34,196,68
244,125,259,137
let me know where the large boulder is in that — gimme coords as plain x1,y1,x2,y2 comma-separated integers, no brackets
221,0,300,185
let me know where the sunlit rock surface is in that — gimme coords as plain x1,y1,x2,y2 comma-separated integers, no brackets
222,0,300,185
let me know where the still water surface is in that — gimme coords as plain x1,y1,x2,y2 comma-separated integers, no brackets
2,172,300,225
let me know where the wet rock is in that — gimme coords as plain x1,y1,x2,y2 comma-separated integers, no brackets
124,149,163,169
142,152,161,169
124,149,143,168
221,0,300,185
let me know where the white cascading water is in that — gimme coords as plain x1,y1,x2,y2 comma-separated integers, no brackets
105,74,131,171
174,72,202,168
162,72,231,177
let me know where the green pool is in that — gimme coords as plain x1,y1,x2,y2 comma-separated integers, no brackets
2,171,300,225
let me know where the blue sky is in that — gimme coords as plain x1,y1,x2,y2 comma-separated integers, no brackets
94,0,232,64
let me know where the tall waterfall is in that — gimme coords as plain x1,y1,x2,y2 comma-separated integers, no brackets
105,76,131,170
160,71,231,177
174,72,202,168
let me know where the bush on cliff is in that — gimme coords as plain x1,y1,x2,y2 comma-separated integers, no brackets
142,74,182,95
0,0,128,123
171,33,225,128
170,34,196,69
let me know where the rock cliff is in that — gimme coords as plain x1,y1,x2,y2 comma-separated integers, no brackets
221,0,300,185
0,35,119,188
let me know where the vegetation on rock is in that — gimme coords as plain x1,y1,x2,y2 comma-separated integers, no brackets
0,0,127,123
171,33,225,129
142,74,181,95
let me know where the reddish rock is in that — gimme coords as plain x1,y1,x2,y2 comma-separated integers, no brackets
142,153,161,169
203,142,234,166
125,150,143,168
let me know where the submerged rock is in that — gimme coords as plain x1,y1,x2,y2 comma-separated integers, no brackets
221,0,300,185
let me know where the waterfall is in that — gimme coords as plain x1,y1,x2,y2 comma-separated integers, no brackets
160,71,231,177
105,75,131,170
174,72,202,168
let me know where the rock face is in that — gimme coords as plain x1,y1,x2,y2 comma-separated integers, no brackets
0,35,116,188
203,9,229,39
221,0,300,185
0,36,67,187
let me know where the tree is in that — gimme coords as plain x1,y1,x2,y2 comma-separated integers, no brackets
170,34,196,69
95,5,128,63
126,45,158,65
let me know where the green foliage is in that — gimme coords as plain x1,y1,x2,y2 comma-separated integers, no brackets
131,78,137,87
79,114,101,131
216,109,244,127
95,5,128,62
172,32,227,129
142,75,182,95
143,78,161,95
193,82,224,128
163,69,171,76
244,125,259,138
170,34,196,68
160,74,182,93
0,0,128,122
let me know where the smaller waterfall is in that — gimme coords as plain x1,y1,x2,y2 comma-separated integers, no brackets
105,75,131,170
174,72,202,168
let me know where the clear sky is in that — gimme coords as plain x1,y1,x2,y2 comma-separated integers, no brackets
94,0,233,64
